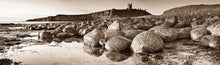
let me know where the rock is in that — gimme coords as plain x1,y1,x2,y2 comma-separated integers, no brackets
177,27,192,39
78,28,92,36
105,49,132,62
190,28,209,41
83,28,105,47
174,20,190,28
161,16,178,27
201,35,220,49
150,26,178,42
131,31,164,53
51,25,65,35
63,25,77,34
124,30,143,40
56,32,74,38
39,30,52,39
207,23,220,36
105,36,132,52
107,20,121,30
83,45,104,57
134,19,154,30
104,30,125,40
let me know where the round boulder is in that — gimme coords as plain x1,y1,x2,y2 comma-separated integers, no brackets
104,30,125,40
107,20,121,30
190,27,209,41
63,25,77,34
105,36,132,52
207,23,220,36
39,31,52,39
83,28,105,47
131,31,164,53
201,35,220,49
149,26,178,42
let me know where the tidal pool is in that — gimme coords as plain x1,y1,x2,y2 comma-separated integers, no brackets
1,38,220,65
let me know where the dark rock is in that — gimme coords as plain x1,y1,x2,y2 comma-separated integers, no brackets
131,31,164,53
56,32,74,38
39,30,52,39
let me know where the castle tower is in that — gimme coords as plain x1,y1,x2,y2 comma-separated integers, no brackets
128,3,132,10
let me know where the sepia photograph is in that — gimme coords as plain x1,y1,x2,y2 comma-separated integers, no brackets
0,0,220,65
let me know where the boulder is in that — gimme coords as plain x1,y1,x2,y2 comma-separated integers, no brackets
161,16,178,27
104,30,125,40
56,32,74,38
131,31,164,53
150,26,178,42
124,30,143,40
201,35,220,49
83,45,104,57
176,27,192,39
78,28,92,36
39,30,52,39
105,36,132,52
107,20,121,30
190,27,209,41
207,23,220,36
51,25,65,35
83,28,105,47
134,20,154,30
63,25,77,34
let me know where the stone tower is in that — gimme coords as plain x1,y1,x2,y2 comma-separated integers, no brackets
128,3,132,10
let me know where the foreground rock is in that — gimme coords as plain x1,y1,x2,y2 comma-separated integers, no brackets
104,30,125,40
207,23,220,36
201,35,220,49
190,27,209,41
105,36,132,52
131,31,164,53
150,26,178,42
83,28,104,47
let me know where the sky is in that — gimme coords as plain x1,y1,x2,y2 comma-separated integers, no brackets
0,0,219,21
